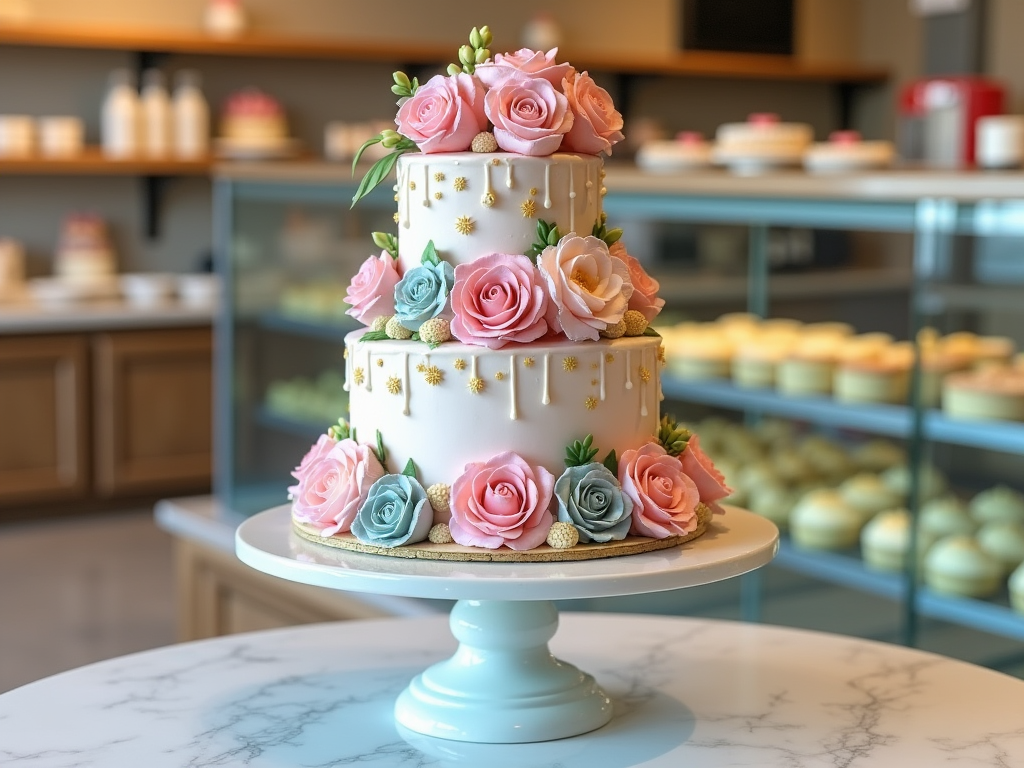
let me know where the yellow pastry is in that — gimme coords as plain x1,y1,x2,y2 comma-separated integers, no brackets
969,485,1024,525
976,521,1024,575
924,536,1002,598
790,489,863,550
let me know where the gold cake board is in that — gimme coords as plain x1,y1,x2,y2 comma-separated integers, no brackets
291,504,712,563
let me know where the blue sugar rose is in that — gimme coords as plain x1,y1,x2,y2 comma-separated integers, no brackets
394,260,455,331
554,462,633,543
351,473,433,548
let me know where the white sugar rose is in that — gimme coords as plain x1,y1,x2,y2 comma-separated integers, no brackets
536,235,633,342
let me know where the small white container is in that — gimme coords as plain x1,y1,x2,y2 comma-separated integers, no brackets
0,115,34,157
976,115,1024,169
38,116,84,158
177,273,220,307
141,70,173,157
173,70,210,159
120,273,177,306
102,69,141,158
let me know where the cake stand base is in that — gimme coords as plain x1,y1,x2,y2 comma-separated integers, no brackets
395,599,613,743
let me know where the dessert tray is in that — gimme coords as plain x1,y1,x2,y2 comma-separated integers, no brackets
236,504,778,744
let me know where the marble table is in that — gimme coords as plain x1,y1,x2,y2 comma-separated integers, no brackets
2,614,1023,767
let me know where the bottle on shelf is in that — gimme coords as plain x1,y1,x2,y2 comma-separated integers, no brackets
140,69,173,157
172,70,210,159
101,69,141,159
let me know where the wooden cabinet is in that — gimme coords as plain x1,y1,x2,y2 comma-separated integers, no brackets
0,335,90,505
92,328,213,498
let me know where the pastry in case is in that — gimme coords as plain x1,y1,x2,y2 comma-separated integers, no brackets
943,367,1024,422
789,489,862,550
924,536,1002,599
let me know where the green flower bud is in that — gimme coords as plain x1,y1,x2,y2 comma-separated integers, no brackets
371,232,391,251
459,44,475,66
392,70,412,89
391,84,406,97
480,26,492,46
380,129,402,148
475,47,489,64
469,27,483,49
448,63,462,76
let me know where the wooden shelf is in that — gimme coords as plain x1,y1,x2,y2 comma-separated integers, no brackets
0,22,888,84
0,148,212,176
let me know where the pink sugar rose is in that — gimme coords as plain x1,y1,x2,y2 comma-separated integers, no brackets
475,47,573,88
395,72,487,154
610,241,665,322
292,433,337,479
620,442,701,539
484,77,573,157
537,234,633,341
450,451,555,550
450,253,551,349
345,251,401,325
289,438,386,537
560,70,625,156
679,434,732,504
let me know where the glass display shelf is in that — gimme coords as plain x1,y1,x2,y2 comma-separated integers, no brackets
662,376,1024,454
253,406,327,441
256,310,358,344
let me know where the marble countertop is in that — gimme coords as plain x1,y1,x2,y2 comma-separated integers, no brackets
0,299,214,335
1,613,1022,767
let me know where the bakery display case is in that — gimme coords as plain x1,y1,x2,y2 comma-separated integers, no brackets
600,171,1024,663
213,164,393,515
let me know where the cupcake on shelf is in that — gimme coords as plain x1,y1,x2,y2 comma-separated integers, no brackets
943,367,1024,422
833,343,912,405
880,462,947,503
789,489,863,550
839,473,903,522
918,496,977,540
969,485,1024,526
860,508,935,573
732,337,795,389
924,535,1002,598
772,447,816,486
852,438,905,473
1010,562,1024,615
749,483,796,531
801,439,855,483
664,325,733,381
777,334,842,396
976,521,1024,576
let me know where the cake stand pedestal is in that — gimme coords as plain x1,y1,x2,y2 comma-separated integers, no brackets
236,505,778,744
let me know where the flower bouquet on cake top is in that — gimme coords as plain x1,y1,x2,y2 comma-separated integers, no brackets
286,25,731,560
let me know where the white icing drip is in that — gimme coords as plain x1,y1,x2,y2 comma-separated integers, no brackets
343,342,351,392
568,162,576,232
640,349,648,417
505,158,514,189
599,352,606,401
625,350,633,390
365,348,372,392
471,354,478,380
543,163,553,209
422,164,430,207
509,354,518,420
402,352,410,416
483,161,492,199
399,162,411,229
542,353,551,405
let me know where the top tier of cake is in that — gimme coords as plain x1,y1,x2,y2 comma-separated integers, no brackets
395,152,605,274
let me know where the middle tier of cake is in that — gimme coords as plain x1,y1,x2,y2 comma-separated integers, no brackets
344,334,662,490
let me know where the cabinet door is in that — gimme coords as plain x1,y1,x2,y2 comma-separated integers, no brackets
0,335,89,505
93,328,212,497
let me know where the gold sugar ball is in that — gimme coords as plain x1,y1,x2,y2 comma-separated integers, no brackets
623,310,649,337
428,523,453,545
600,319,627,339
471,131,498,153
385,316,413,340
371,315,392,332
546,521,580,549
426,482,451,514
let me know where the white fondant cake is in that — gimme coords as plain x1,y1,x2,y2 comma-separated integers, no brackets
287,26,731,556
395,153,605,274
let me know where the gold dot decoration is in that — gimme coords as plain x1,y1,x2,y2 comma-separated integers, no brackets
343,348,349,359
639,366,651,383
409,180,416,191
353,367,365,386
468,376,485,394
433,172,446,182
455,215,475,235
494,371,505,381
393,212,400,223
605,353,615,363
591,378,599,386
376,358,384,367
591,362,599,370
424,365,444,386
416,362,427,373
521,199,537,218
657,345,666,364
585,395,598,410
491,158,500,165
454,177,468,192
453,358,467,371
563,356,578,372
434,191,443,200
522,357,535,368
386,376,402,395
393,194,399,202
481,192,496,208
529,187,538,196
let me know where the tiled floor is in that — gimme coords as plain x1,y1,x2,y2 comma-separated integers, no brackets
0,510,175,693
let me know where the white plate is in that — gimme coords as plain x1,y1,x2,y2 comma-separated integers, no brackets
29,277,120,305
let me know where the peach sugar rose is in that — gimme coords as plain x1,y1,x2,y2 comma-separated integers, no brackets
560,70,624,156
619,442,701,539
610,241,665,323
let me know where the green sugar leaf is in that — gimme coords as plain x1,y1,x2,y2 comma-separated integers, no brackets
602,449,618,477
351,135,383,176
375,429,388,467
421,240,440,267
360,330,389,342
642,327,662,337
402,458,417,478
352,150,406,208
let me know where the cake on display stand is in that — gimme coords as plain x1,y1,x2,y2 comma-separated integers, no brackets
235,504,779,745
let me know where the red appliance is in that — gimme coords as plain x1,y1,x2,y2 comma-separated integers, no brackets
898,77,1005,167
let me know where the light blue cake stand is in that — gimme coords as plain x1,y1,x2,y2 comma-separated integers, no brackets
236,505,778,744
